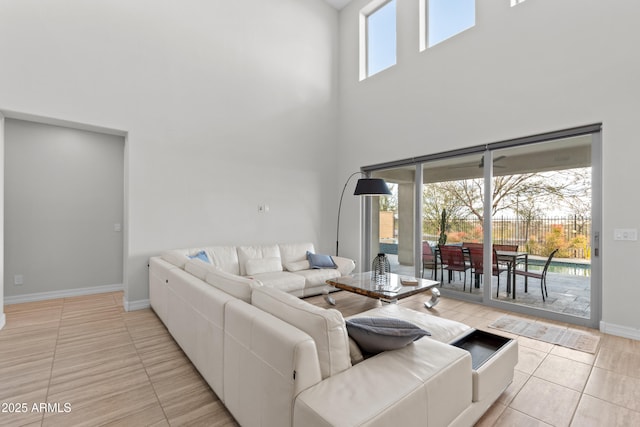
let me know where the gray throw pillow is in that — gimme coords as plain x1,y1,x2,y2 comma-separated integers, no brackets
345,317,431,355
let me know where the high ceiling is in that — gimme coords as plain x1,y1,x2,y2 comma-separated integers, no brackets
324,0,352,10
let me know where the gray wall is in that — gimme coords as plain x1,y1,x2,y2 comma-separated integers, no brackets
4,119,124,298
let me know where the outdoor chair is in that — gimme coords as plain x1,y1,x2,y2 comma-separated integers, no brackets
438,245,470,290
514,249,559,301
493,244,518,252
422,242,438,279
462,242,483,250
467,246,509,295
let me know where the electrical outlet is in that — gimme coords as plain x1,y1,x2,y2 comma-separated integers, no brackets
14,274,24,286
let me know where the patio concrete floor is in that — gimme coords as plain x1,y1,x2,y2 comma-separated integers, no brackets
389,255,591,319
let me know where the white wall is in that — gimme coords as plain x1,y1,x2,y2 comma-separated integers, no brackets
337,0,640,334
0,0,339,308
4,119,124,300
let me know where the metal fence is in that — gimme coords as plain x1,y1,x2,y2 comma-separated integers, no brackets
423,215,591,259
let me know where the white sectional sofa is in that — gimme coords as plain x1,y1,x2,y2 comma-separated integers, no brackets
149,242,518,427
157,242,355,300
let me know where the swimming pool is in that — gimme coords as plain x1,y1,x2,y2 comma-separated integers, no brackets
526,260,591,277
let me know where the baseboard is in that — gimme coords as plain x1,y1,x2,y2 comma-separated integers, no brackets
600,320,640,341
3,284,124,306
0,312,6,331
124,298,150,311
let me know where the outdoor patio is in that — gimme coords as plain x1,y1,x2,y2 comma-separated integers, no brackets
388,254,591,319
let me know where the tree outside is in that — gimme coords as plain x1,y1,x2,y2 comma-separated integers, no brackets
382,168,592,259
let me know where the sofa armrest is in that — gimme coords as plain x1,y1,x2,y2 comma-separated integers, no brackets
224,299,322,427
332,256,355,276
293,338,472,427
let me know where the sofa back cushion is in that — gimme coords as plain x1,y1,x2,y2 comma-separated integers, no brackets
251,286,351,379
204,268,262,303
185,258,262,303
207,246,241,276
278,242,315,265
161,248,210,269
245,257,283,275
237,245,281,276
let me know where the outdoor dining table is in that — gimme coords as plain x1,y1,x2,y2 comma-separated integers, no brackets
432,246,529,298
496,250,529,298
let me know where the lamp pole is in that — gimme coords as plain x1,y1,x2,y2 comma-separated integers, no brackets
336,172,362,256
336,172,391,256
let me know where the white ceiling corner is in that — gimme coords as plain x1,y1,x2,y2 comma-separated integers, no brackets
323,0,353,10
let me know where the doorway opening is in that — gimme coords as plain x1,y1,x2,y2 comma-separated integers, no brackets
3,115,126,305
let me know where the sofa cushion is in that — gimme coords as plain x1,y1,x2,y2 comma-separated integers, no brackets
291,268,341,287
331,255,357,276
345,317,431,355
237,245,281,276
278,242,315,264
348,337,364,365
185,258,217,280
245,257,283,275
208,246,241,275
251,286,351,379
283,260,310,272
350,304,472,344
249,271,305,293
307,251,337,269
204,268,262,303
161,248,206,268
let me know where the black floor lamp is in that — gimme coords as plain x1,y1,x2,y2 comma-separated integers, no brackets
336,172,392,256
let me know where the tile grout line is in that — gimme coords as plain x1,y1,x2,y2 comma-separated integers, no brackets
40,299,65,426
118,294,172,426
572,339,601,423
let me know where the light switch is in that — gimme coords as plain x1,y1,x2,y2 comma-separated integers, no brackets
114,223,122,232
614,228,638,241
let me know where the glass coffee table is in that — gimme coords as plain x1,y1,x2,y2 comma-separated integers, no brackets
325,272,441,308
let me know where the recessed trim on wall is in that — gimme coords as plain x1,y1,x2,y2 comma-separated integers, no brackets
0,109,126,137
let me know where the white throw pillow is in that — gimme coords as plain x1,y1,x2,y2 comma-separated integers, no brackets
245,257,283,275
283,260,311,272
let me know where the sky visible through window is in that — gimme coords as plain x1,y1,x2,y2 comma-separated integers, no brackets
428,0,475,47
365,0,476,78
367,0,396,77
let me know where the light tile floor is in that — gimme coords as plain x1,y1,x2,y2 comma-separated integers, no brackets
1,291,639,426
417,296,640,427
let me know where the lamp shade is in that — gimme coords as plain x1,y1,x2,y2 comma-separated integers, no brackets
353,178,392,196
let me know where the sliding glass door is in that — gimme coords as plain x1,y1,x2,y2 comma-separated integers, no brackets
362,126,601,328
369,166,417,276
488,135,598,325
421,153,486,296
